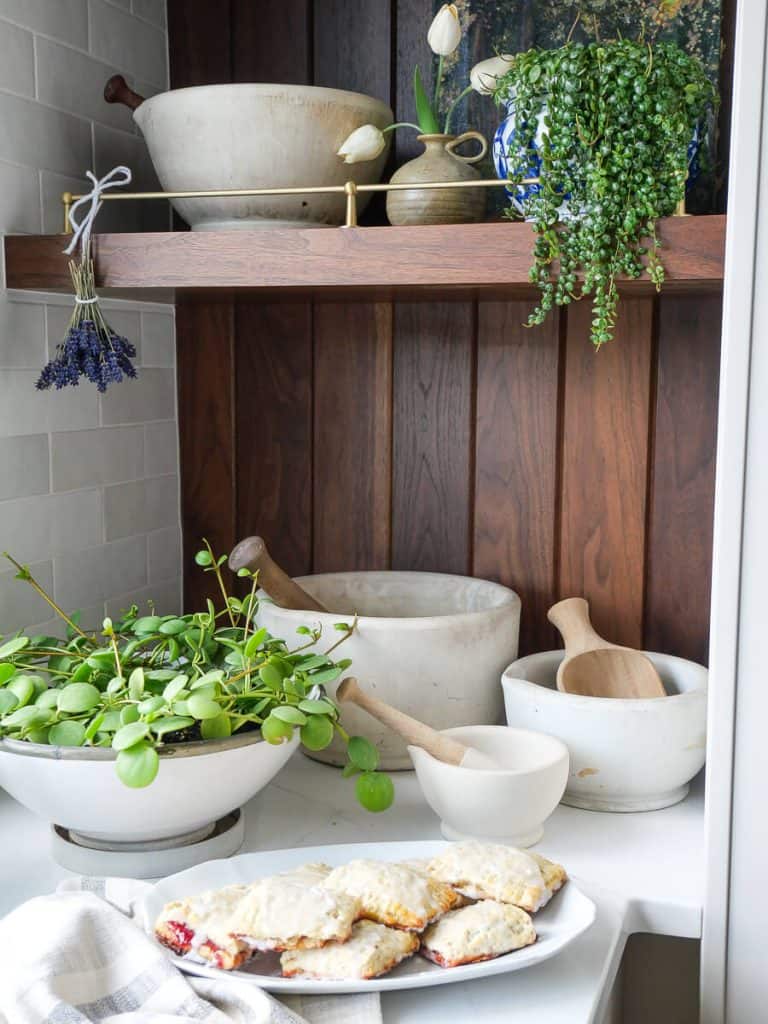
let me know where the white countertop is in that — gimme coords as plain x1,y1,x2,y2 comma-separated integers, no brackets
0,754,704,1023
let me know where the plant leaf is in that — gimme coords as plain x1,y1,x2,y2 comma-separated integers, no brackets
112,721,150,751
201,713,232,740
272,706,307,726
413,65,440,134
57,682,101,714
151,715,195,737
49,720,86,747
116,742,159,787
347,735,380,772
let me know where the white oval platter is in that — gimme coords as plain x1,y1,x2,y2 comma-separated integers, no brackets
140,840,596,995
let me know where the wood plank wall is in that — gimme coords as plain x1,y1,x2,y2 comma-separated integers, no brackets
169,1,724,665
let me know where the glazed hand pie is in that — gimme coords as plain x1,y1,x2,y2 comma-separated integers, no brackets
419,900,537,968
155,884,252,970
427,842,567,913
281,919,420,980
228,877,359,951
323,859,461,931
276,862,332,886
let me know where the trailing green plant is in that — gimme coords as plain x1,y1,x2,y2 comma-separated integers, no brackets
492,39,716,347
0,543,394,812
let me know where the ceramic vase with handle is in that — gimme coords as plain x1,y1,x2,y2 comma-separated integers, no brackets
386,132,488,226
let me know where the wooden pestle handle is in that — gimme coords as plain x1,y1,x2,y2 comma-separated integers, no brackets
104,74,145,111
337,677,470,766
228,536,329,613
547,597,611,656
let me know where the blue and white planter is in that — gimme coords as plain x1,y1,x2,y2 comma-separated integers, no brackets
492,97,701,218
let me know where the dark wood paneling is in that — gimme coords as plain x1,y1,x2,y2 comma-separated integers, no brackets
473,301,561,656
167,0,231,87
313,303,392,571
559,298,655,649
394,0,434,165
232,0,312,84
235,302,313,579
391,301,474,574
644,294,721,664
176,299,235,610
314,0,391,101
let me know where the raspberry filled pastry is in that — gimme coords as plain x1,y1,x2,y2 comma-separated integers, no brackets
281,919,419,980
420,900,537,968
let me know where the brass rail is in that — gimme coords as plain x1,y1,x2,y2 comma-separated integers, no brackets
61,178,687,232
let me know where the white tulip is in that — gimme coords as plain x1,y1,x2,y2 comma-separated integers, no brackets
427,4,461,56
337,124,386,164
470,54,514,95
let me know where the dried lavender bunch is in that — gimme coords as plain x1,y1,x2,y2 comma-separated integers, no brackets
36,253,137,393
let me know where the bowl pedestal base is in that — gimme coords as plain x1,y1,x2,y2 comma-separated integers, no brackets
560,784,690,813
440,821,544,849
50,809,245,879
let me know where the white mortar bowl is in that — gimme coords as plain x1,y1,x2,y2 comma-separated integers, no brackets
0,731,298,844
502,651,707,812
257,571,521,770
409,726,569,846
133,84,392,229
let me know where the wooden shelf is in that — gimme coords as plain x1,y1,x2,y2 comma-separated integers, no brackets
4,216,725,298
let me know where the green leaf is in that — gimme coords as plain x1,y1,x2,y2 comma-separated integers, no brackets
133,615,162,634
307,666,342,686
57,682,101,714
86,650,115,669
112,721,150,751
7,675,35,708
0,637,29,660
413,65,440,134
26,727,49,745
348,735,380,772
201,713,232,740
158,618,187,636
195,549,213,567
138,695,165,716
259,663,282,690
107,676,125,695
0,663,17,685
163,674,189,701
298,698,337,716
152,715,195,737
35,689,60,710
120,704,140,726
296,655,329,672
187,693,223,720
98,710,123,732
49,720,86,746
193,669,224,688
261,715,294,745
342,762,360,778
300,714,334,751
0,690,18,715
145,669,177,682
128,667,145,700
5,706,50,729
272,706,307,726
244,628,268,658
116,742,159,787
84,714,105,742
355,771,394,812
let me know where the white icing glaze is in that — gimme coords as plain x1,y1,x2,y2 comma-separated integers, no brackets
230,877,358,947
281,920,418,980
427,841,548,910
323,859,455,927
157,883,250,950
421,900,536,964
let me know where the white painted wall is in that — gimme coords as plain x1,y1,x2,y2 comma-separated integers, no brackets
0,1,181,634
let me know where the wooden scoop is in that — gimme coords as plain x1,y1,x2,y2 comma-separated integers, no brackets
547,597,666,699
337,677,499,770
228,535,329,613
104,75,145,111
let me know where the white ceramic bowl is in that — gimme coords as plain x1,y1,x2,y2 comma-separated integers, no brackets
408,725,569,847
133,84,392,229
258,571,521,770
0,731,298,843
502,651,708,811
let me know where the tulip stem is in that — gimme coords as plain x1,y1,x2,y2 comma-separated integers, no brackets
433,54,445,110
384,122,424,134
444,85,474,134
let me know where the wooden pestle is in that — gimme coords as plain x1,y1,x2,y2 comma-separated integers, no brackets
104,75,145,111
336,677,499,769
228,535,329,613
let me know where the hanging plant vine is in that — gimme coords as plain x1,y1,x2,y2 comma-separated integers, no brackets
492,40,716,347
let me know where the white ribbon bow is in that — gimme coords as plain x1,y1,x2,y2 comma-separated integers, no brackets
63,165,132,256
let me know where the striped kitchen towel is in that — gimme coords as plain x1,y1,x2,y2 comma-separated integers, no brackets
0,878,381,1024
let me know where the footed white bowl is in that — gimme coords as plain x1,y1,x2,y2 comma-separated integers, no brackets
502,651,707,811
409,725,569,847
258,572,521,770
134,83,392,229
0,731,298,845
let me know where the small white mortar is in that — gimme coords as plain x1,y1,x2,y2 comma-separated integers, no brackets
409,725,569,846
502,651,707,812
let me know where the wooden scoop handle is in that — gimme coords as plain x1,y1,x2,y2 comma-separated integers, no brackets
547,597,610,656
228,536,329,613
104,75,145,111
337,677,470,766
